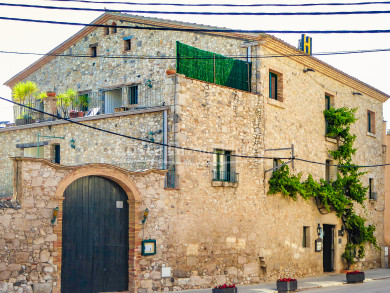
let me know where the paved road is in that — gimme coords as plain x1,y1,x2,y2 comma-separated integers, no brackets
301,278,390,292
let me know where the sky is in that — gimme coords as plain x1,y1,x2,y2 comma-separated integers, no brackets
1,0,390,128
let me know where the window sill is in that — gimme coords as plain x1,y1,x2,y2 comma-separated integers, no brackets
325,137,337,144
367,132,376,138
267,98,285,109
211,181,238,188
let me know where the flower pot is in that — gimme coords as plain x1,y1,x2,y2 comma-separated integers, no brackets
277,280,297,292
166,69,176,75
77,111,84,117
346,271,365,283
212,288,237,293
69,112,78,118
46,91,56,97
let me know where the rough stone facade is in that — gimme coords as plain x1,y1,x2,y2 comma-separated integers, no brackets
1,12,388,293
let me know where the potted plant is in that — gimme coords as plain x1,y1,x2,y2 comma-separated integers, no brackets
12,81,45,125
276,278,297,292
56,88,79,118
166,65,176,75
212,284,237,293
346,271,365,283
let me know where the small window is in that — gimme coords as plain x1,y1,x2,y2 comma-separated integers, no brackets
325,160,337,183
127,85,138,105
89,45,97,58
104,26,109,35
212,149,237,183
367,110,376,134
124,39,131,51
269,70,283,101
369,178,376,200
273,158,281,172
303,226,310,248
111,22,117,34
54,145,60,164
325,94,334,135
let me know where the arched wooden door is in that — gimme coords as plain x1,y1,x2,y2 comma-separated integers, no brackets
61,176,129,293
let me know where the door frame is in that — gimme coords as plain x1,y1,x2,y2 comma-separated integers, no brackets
323,224,335,272
53,164,143,293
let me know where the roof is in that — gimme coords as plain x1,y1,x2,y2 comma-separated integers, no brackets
4,12,389,102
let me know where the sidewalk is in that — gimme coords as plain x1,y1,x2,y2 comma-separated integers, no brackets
175,268,390,293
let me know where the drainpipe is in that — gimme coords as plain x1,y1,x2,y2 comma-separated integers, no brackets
162,109,168,169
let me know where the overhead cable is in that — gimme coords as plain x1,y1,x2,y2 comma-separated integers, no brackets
46,0,390,7
2,47,390,59
0,97,387,168
5,3,390,16
2,16,390,34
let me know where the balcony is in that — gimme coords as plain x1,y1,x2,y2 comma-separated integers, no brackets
12,79,166,126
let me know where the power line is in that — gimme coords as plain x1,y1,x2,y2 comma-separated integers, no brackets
47,0,390,7
0,96,288,161
0,97,387,168
5,2,390,16
2,16,390,34
2,47,390,59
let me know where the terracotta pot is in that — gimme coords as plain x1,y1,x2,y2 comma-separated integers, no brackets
69,112,78,118
46,92,56,97
77,111,84,117
166,69,176,75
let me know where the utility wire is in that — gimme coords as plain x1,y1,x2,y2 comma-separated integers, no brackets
47,0,390,7
2,16,390,34
6,3,390,16
0,97,288,161
0,97,387,168
2,47,390,59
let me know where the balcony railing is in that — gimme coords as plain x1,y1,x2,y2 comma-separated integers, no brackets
212,170,239,183
12,79,166,126
0,170,13,198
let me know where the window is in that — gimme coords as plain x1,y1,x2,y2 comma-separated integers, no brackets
127,85,138,105
273,158,281,172
104,26,109,35
369,178,376,200
212,149,237,183
325,94,334,135
89,44,97,58
124,39,131,51
303,226,310,248
111,22,117,34
24,146,44,158
54,145,61,164
367,110,376,134
325,160,337,183
269,70,283,101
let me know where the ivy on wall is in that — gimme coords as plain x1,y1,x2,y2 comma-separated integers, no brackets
268,107,378,268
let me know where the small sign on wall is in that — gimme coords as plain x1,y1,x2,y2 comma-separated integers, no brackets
142,239,157,256
315,238,323,252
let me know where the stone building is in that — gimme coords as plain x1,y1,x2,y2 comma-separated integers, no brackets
0,12,389,293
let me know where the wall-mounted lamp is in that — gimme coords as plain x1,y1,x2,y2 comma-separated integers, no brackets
70,138,76,149
340,225,346,237
303,68,315,73
51,207,59,224
142,208,149,224
317,223,323,237
146,79,153,88
353,92,362,96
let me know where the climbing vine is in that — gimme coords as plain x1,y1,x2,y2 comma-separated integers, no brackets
268,107,378,268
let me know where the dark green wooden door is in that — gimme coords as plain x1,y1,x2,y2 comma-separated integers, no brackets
323,224,335,272
61,176,129,293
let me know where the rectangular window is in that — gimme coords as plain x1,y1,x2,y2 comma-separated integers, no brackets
325,94,334,136
124,39,131,51
367,110,376,134
325,159,337,183
212,149,237,183
89,44,97,58
303,226,310,248
54,145,61,164
269,72,278,100
127,85,138,105
273,158,281,172
104,26,109,35
369,178,376,200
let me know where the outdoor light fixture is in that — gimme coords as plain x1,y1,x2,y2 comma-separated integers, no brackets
142,208,149,224
70,138,76,149
317,224,323,237
303,68,315,73
51,207,59,224
340,225,346,237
